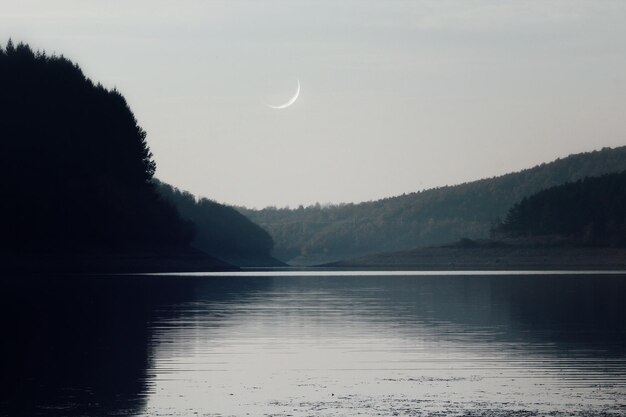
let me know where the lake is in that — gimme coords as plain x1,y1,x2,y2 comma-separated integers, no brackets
1,271,625,416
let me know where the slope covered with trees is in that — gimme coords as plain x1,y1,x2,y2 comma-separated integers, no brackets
0,41,204,269
241,146,626,265
155,181,280,266
0,40,282,270
495,171,626,246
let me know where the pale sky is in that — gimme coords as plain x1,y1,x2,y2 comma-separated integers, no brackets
2,1,626,208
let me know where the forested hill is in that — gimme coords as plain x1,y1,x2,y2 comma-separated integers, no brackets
495,171,626,246
0,40,281,270
241,146,626,265
0,40,195,254
155,181,282,266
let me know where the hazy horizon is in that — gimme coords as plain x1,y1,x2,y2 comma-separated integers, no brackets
3,1,626,208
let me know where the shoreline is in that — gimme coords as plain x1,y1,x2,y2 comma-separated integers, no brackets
323,245,626,271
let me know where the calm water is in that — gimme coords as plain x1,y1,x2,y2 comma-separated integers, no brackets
1,271,626,416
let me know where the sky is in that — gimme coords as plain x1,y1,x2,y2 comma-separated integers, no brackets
2,1,626,208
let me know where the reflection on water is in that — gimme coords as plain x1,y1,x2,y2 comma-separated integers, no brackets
1,273,625,416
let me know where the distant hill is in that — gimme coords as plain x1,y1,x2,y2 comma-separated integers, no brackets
0,40,227,271
329,170,626,269
155,181,283,267
495,171,626,246
241,146,626,265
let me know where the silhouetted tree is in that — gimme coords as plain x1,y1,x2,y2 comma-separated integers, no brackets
0,41,194,251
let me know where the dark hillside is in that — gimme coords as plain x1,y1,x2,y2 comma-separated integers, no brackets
242,146,626,265
495,171,626,246
0,41,220,270
155,181,282,266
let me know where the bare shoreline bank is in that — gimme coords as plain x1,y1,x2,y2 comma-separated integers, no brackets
324,245,626,271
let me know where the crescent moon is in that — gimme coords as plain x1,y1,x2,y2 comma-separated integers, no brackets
268,79,300,109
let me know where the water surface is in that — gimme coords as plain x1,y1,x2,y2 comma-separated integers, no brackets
1,271,625,416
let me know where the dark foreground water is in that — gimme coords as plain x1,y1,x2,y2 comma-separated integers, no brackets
1,271,626,416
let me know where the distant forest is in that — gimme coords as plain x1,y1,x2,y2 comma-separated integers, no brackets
0,41,273,266
241,146,626,264
495,171,626,246
155,181,278,265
